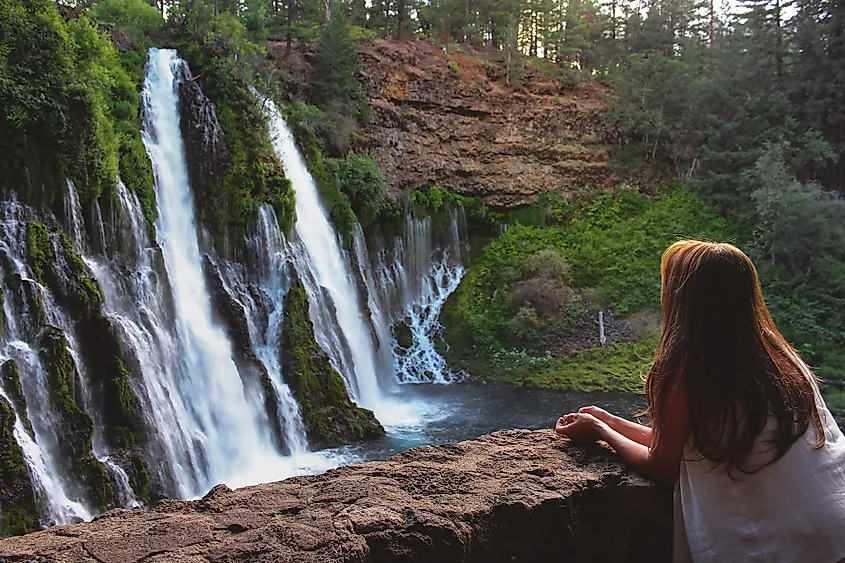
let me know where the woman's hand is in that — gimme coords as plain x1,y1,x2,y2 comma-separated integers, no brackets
555,413,606,443
578,405,612,423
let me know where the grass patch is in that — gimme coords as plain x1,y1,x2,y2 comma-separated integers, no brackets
479,335,658,393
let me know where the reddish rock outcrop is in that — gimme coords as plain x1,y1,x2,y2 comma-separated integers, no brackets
359,41,613,207
0,430,672,562
270,39,614,208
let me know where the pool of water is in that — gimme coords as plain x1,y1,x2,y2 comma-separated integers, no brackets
221,382,644,491
329,382,645,463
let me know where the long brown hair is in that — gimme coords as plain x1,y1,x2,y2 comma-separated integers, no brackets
645,240,825,473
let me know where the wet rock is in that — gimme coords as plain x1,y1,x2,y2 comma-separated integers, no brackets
176,65,230,227
0,396,38,536
281,279,385,449
0,360,33,438
38,326,117,512
0,430,673,561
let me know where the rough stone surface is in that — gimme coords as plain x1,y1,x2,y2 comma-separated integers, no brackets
271,39,614,208
0,430,673,562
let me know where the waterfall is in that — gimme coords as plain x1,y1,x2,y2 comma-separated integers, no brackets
84,179,204,497
139,47,278,494
0,373,90,525
62,181,138,509
357,212,467,384
64,179,86,254
213,205,309,455
262,98,387,416
0,201,93,525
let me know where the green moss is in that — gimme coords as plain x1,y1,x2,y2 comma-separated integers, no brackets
306,145,357,248
1,507,35,537
41,328,92,439
394,322,413,349
57,235,103,318
40,328,114,509
104,357,143,449
485,337,658,393
409,186,503,230
128,452,151,503
25,222,54,287
118,134,157,231
264,159,295,236
0,398,37,535
1,361,33,437
283,281,383,446
79,455,116,512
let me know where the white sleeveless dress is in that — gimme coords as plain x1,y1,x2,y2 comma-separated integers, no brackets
673,374,845,563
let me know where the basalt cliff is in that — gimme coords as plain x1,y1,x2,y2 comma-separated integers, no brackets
272,39,614,207
0,430,672,563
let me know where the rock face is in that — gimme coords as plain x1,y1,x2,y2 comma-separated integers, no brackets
0,430,672,562
281,280,385,449
271,39,613,207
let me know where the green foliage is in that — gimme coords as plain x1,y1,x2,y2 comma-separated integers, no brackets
169,7,293,239
325,153,386,229
0,0,153,216
441,188,730,386
88,0,164,45
409,186,502,228
307,145,358,246
822,388,845,415
484,336,658,393
315,8,363,117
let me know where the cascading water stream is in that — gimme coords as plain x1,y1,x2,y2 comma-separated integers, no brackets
84,180,204,498
0,201,92,524
140,47,280,493
356,211,468,384
63,180,139,508
262,98,389,417
216,205,309,455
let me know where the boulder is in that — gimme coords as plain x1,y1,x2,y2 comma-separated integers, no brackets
0,430,673,562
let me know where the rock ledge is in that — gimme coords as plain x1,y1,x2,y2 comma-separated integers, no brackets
0,430,672,563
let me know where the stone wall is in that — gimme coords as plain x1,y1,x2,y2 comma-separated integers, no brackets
0,430,672,562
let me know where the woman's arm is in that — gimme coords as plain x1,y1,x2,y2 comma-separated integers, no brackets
557,383,689,485
578,406,652,446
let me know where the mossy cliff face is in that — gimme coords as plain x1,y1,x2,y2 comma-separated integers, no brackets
0,360,33,439
24,222,103,321
21,219,152,507
175,60,294,248
0,396,39,536
281,280,384,449
38,327,116,512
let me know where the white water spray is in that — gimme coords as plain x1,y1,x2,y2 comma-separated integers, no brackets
141,47,279,493
262,98,387,415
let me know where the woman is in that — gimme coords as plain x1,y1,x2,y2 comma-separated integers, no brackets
556,240,845,562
